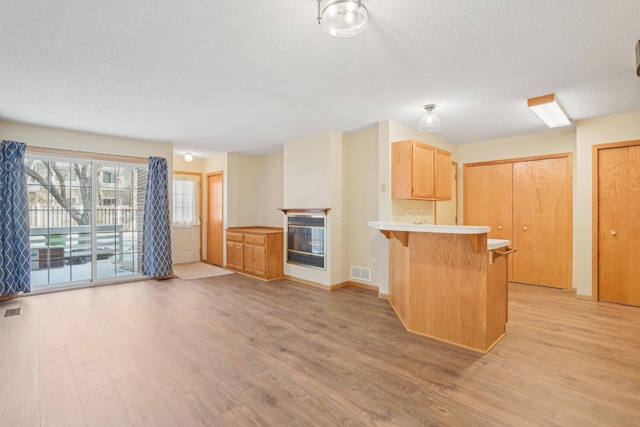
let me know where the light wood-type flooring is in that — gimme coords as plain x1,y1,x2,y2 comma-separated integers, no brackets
1,274,639,426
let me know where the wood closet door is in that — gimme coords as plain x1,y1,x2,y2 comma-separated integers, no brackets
598,146,640,306
464,163,513,280
512,157,571,289
464,163,513,240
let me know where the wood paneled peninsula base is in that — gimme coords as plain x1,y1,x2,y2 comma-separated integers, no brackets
368,221,512,353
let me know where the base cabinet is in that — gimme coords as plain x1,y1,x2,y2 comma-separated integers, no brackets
225,227,283,280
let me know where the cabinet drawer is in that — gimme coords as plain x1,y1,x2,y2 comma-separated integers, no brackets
244,234,265,245
227,232,243,242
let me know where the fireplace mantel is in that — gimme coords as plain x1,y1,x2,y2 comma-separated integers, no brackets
278,208,331,215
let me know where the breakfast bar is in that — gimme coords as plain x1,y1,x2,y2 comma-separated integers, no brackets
368,221,513,353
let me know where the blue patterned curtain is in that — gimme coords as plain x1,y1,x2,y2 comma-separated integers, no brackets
142,157,173,277
0,140,31,296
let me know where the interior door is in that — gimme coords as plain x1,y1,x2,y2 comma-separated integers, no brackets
598,145,640,306
512,157,571,289
172,173,202,264
207,172,224,266
463,163,513,240
464,162,513,279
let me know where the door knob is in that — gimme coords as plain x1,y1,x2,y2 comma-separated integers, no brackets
523,226,528,231
610,230,616,236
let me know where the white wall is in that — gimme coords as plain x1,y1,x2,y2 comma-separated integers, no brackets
329,130,345,285
282,131,345,286
173,155,205,174
574,111,640,296
226,153,260,227
258,151,284,227
344,126,380,287
283,132,332,208
0,120,173,164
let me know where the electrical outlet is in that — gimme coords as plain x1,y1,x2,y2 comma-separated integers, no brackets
372,259,377,267
381,183,387,193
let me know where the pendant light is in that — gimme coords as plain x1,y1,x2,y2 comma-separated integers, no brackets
418,104,441,133
317,0,368,38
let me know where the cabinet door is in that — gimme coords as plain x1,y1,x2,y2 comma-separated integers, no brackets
234,243,244,269
512,157,571,289
244,244,255,273
226,241,236,268
412,142,435,199
391,141,413,199
254,245,266,277
464,163,513,240
598,145,640,306
434,149,452,200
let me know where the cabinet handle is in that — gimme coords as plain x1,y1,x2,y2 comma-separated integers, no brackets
497,225,502,230
610,230,616,236
523,226,528,231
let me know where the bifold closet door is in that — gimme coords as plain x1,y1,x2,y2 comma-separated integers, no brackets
598,145,640,306
512,157,571,289
464,163,513,279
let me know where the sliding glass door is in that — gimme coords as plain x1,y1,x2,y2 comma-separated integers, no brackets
26,155,146,290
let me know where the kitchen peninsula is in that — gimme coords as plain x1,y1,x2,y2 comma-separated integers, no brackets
368,221,512,353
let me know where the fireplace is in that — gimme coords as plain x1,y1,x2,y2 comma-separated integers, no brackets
286,213,326,269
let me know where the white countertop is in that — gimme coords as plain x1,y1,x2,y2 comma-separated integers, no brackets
367,221,490,235
487,239,510,250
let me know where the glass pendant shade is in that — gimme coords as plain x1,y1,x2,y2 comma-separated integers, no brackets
418,105,441,133
318,0,368,37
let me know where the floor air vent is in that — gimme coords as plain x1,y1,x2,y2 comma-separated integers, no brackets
4,308,21,317
351,266,371,282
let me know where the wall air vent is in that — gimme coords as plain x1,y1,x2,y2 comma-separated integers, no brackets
4,308,21,317
351,266,371,282
636,40,640,77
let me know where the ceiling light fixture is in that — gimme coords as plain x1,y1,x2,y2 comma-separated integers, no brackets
418,104,441,133
184,153,193,162
317,0,368,38
527,94,571,128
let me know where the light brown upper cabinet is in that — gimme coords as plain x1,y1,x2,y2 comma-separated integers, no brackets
391,140,452,201
464,154,572,290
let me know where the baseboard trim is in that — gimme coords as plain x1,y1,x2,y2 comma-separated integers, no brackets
345,281,379,292
283,275,332,291
282,277,377,292
378,292,389,300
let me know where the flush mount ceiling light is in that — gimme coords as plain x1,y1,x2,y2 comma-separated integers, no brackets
527,94,571,128
184,153,193,162
418,104,441,133
317,0,368,38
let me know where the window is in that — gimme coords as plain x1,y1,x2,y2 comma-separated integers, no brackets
26,154,147,290
173,176,200,227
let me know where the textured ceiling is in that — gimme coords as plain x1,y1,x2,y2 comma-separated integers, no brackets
1,1,640,157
